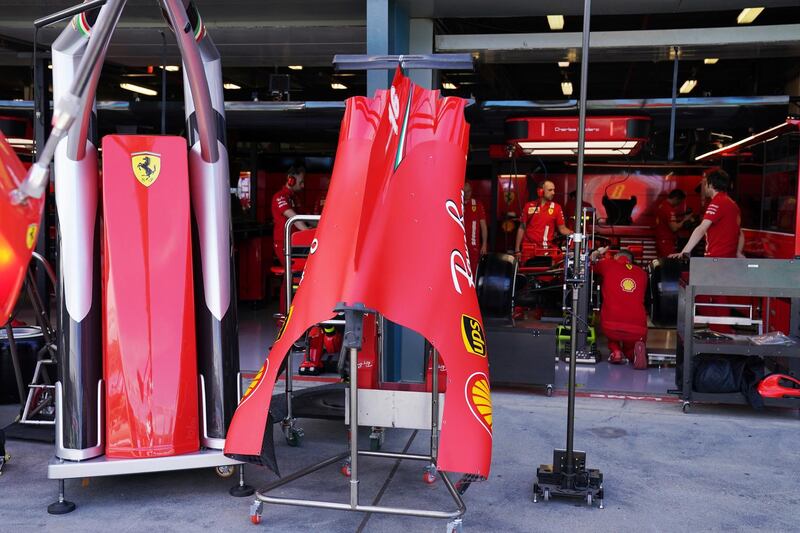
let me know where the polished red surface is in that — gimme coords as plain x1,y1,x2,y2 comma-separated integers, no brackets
102,135,199,458
0,132,43,321
226,69,492,478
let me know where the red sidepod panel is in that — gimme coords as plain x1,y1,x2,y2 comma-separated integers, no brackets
0,132,44,321
102,135,199,458
225,69,492,478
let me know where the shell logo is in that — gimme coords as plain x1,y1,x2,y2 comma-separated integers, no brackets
465,372,492,436
621,278,636,292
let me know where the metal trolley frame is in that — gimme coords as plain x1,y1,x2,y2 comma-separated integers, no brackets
250,305,467,532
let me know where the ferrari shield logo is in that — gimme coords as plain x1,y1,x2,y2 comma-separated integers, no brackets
131,152,161,186
26,224,38,249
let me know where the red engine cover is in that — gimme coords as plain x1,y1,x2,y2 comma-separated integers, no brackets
102,135,199,458
0,132,43,322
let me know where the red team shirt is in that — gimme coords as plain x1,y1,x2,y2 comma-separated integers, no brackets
703,192,740,258
654,199,686,257
271,186,300,265
593,257,648,338
521,201,565,247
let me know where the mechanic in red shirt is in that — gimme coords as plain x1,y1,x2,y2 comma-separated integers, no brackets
670,169,744,332
670,169,743,259
463,181,488,277
591,247,649,369
654,189,694,257
514,180,571,258
271,166,310,267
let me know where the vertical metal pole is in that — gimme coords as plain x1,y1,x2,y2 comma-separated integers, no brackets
284,219,294,421
567,0,592,478
349,346,359,508
430,348,440,463
668,47,679,161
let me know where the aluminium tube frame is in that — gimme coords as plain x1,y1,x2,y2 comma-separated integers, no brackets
13,0,125,204
50,0,122,461
281,214,322,433
166,0,240,448
253,312,466,524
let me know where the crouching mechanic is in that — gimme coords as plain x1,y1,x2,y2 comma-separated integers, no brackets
590,247,649,369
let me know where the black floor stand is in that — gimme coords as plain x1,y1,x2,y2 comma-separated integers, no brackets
534,0,604,507
229,464,255,497
47,479,76,515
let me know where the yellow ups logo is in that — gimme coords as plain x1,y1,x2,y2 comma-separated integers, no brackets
461,314,487,357
131,151,161,187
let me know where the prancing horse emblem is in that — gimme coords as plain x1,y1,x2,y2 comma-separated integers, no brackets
131,152,161,186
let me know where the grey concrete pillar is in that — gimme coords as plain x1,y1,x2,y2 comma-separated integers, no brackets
366,0,409,94
409,18,434,89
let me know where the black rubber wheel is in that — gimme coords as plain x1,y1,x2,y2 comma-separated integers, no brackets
286,428,302,447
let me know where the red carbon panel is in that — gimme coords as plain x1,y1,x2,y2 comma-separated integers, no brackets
225,70,492,478
102,135,199,458
0,132,44,321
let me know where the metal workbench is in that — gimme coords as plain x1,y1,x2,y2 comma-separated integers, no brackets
676,257,800,411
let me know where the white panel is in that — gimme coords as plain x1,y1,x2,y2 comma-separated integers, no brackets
345,389,445,430
189,142,232,320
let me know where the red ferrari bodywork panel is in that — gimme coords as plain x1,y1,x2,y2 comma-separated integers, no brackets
0,133,43,322
102,135,199,458
226,70,492,478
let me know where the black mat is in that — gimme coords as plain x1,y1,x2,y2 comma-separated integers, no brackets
2,421,54,443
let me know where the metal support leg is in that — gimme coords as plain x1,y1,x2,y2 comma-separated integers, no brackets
229,464,255,497
47,478,76,515
424,348,440,484
349,346,359,509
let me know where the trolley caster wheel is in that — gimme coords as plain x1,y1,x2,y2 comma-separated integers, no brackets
446,518,463,533
285,427,304,447
423,465,438,485
249,501,263,525
543,488,551,502
215,465,236,479
681,402,691,413
546,385,553,397
340,461,351,477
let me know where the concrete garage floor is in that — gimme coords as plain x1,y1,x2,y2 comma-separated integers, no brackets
2,391,800,532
